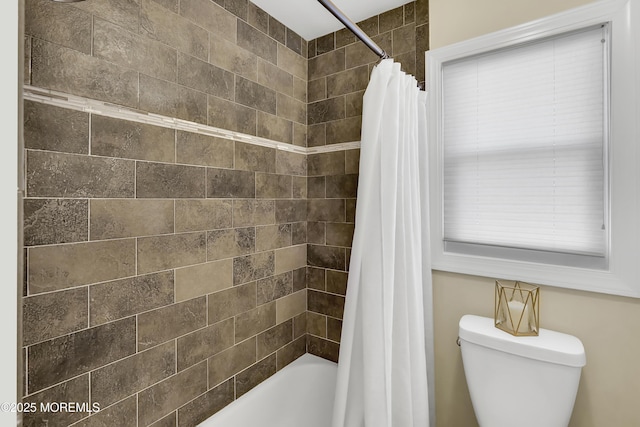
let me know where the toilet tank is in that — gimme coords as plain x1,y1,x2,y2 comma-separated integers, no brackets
458,315,586,427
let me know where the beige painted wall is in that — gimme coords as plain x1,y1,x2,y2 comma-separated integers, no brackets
428,1,640,426
429,0,597,49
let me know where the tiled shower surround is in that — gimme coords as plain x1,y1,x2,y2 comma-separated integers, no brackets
22,0,428,425
305,0,428,362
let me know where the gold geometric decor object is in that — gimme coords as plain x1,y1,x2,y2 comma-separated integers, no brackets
495,280,540,336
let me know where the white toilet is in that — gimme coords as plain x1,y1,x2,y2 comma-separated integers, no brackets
458,315,586,427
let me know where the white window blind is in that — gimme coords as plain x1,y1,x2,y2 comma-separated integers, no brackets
442,25,608,259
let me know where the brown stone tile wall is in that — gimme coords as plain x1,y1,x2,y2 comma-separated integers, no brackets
304,0,429,361
23,0,308,424
25,0,307,146
23,102,309,427
305,150,357,363
22,0,429,423
307,0,427,148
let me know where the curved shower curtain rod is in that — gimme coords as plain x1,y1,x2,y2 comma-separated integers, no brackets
317,0,390,60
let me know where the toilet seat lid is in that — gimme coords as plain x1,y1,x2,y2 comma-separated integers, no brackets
459,315,586,367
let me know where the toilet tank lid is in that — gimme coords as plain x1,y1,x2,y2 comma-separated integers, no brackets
459,315,586,367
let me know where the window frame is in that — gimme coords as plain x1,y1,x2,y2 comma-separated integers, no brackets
426,0,640,297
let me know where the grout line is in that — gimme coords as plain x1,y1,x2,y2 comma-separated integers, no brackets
135,315,140,356
174,128,177,164
133,160,137,199
134,236,138,278
90,16,94,58
88,112,92,155
135,394,139,427
23,347,28,397
87,372,92,415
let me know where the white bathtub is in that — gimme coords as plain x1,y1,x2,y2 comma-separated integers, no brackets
198,353,338,427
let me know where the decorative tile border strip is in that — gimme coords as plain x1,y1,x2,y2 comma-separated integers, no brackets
23,85,361,155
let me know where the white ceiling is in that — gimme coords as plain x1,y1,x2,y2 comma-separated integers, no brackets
250,0,410,41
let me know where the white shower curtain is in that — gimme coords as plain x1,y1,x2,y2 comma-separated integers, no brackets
331,59,431,427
